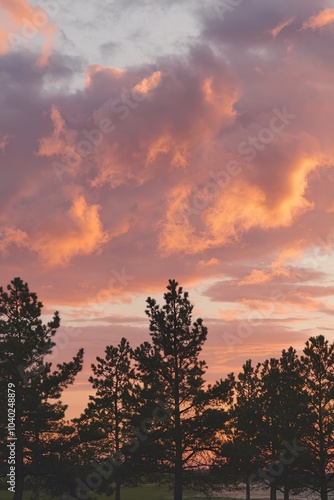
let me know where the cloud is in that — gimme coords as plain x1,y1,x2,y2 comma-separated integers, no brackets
270,17,295,38
198,258,219,267
85,64,124,88
100,40,120,58
303,8,334,30
32,196,110,268
133,70,162,95
0,0,334,317
69,313,147,325
203,266,334,320
0,227,29,253
0,0,58,65
37,105,82,178
158,154,323,256
238,269,272,286
38,105,77,155
0,134,10,151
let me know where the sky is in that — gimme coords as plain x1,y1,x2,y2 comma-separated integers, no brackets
1,0,334,419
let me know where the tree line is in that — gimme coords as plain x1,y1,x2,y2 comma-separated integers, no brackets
0,277,333,500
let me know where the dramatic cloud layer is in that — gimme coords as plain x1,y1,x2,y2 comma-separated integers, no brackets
1,0,334,417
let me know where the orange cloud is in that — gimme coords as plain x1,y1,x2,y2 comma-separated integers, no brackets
303,8,334,30
38,105,66,154
32,196,109,267
238,269,271,286
238,261,301,287
270,17,295,38
89,160,132,190
84,59,239,193
158,156,322,256
156,185,200,255
146,134,172,164
133,71,162,95
85,65,124,88
202,77,215,103
219,308,244,322
0,227,29,252
271,246,305,270
0,0,57,65
146,134,189,168
0,134,10,152
198,258,219,267
206,157,317,236
37,106,82,175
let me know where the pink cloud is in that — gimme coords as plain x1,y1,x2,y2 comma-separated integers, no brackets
0,0,57,65
0,227,29,253
303,8,334,30
31,196,110,268
0,134,10,151
270,17,295,38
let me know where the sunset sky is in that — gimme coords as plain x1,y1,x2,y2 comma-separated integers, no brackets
1,0,334,419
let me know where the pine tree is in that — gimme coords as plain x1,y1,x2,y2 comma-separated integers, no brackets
301,335,334,500
134,279,208,500
275,347,310,500
258,357,282,500
182,373,235,496
0,277,84,500
259,348,313,500
74,337,136,500
24,354,84,498
221,360,262,500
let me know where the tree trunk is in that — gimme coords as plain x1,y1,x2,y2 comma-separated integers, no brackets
319,397,328,500
284,483,289,500
32,474,40,500
320,483,328,500
173,305,183,500
33,427,40,500
13,457,24,500
246,479,251,500
115,478,121,500
34,483,40,500
270,484,277,500
174,463,183,500
174,400,183,500
319,429,327,500
114,373,121,500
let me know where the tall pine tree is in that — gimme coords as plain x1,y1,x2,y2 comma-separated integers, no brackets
74,337,136,500
0,277,84,500
218,360,262,500
301,335,334,500
134,279,208,500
